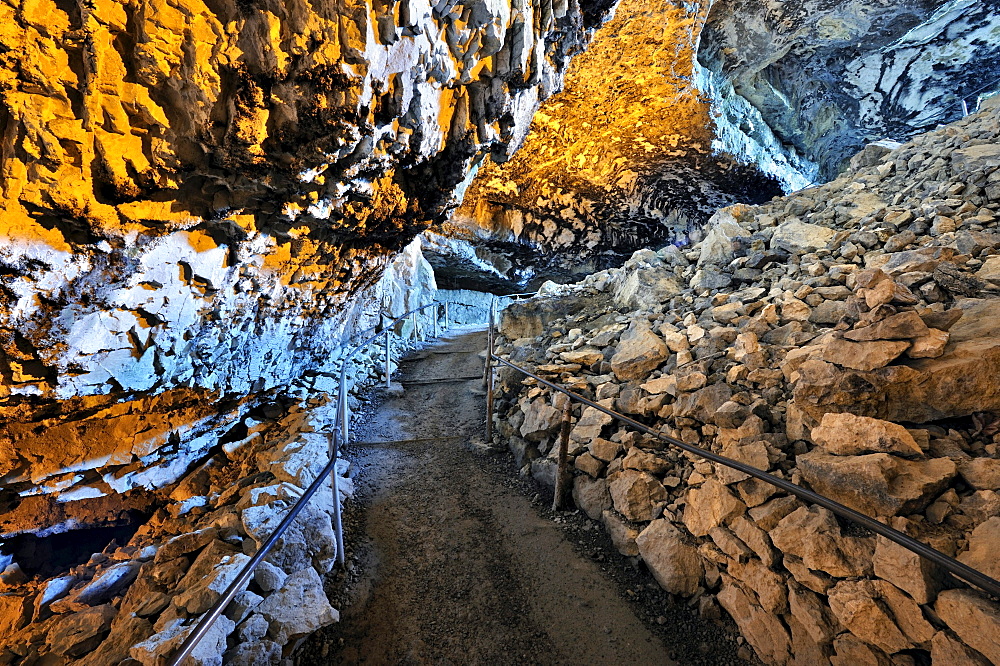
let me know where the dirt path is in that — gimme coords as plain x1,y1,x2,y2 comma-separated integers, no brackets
295,325,746,665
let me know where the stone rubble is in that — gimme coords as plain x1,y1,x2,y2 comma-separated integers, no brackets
492,100,1000,664
0,383,356,665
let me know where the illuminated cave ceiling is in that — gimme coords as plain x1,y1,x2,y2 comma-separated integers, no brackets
442,0,1000,286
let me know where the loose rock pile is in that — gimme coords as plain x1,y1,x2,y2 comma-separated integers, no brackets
0,350,421,665
493,99,1000,664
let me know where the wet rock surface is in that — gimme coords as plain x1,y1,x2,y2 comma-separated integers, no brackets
491,101,1000,664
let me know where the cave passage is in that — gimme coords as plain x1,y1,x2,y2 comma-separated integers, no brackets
294,325,745,664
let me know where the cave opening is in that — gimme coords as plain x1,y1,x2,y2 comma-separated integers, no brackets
1,516,149,580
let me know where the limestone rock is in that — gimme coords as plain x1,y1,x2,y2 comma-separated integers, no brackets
572,476,612,521
827,580,911,654
844,311,929,341
672,383,733,425
797,451,956,517
957,517,1000,582
636,520,702,596
602,510,641,557
683,479,746,537
47,604,116,657
873,528,942,605
717,575,792,666
771,219,835,254
770,506,872,578
613,267,683,310
810,412,923,456
959,458,1000,490
256,567,339,645
610,322,669,381
608,470,667,522
820,337,909,371
519,399,562,442
131,616,235,666
226,640,283,666
930,630,992,666
935,589,1000,665
173,541,251,615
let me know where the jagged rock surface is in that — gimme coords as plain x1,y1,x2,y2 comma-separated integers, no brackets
493,100,1000,665
698,0,1000,181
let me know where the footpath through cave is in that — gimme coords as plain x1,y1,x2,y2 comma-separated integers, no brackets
293,324,746,665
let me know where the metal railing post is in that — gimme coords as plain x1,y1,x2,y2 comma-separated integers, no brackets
433,305,439,338
384,329,391,389
339,373,349,442
553,402,572,511
330,432,345,566
445,301,450,329
485,312,495,441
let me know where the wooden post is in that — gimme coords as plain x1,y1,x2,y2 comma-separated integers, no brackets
553,402,572,511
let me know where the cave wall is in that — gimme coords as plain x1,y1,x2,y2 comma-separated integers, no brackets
0,0,615,507
698,0,1000,181
447,0,786,282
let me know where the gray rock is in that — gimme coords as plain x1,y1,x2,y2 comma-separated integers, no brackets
256,567,339,645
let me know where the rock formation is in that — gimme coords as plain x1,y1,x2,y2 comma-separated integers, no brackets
699,0,1000,180
493,98,1000,664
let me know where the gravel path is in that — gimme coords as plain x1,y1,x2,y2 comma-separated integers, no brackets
295,325,749,665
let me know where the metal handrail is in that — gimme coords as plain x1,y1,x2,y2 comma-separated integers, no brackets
485,306,1000,599
168,299,450,665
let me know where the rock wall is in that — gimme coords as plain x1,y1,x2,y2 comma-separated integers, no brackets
492,100,1000,664
446,0,785,282
0,0,615,507
698,0,1000,181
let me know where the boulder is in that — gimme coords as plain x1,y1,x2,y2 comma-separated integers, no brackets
797,451,956,517
47,604,116,657
519,399,562,441
717,575,792,665
572,476,611,520
959,458,1000,490
930,631,992,665
672,383,733,425
935,589,1000,665
610,322,668,381
613,267,682,310
820,337,909,371
682,479,746,537
130,616,236,666
873,524,942,605
844,311,928,341
810,412,922,456
569,402,614,443
602,510,640,556
827,580,911,654
608,470,667,522
769,506,872,578
698,209,749,266
795,318,1000,424
256,567,339,645
957,517,1000,582
771,219,835,254
635,520,702,595
173,541,251,615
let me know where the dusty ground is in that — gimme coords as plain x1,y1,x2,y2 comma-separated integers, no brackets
295,325,750,665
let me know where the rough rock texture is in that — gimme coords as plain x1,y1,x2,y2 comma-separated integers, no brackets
492,101,1000,664
0,0,617,514
0,394,352,664
699,0,1000,180
442,0,784,283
